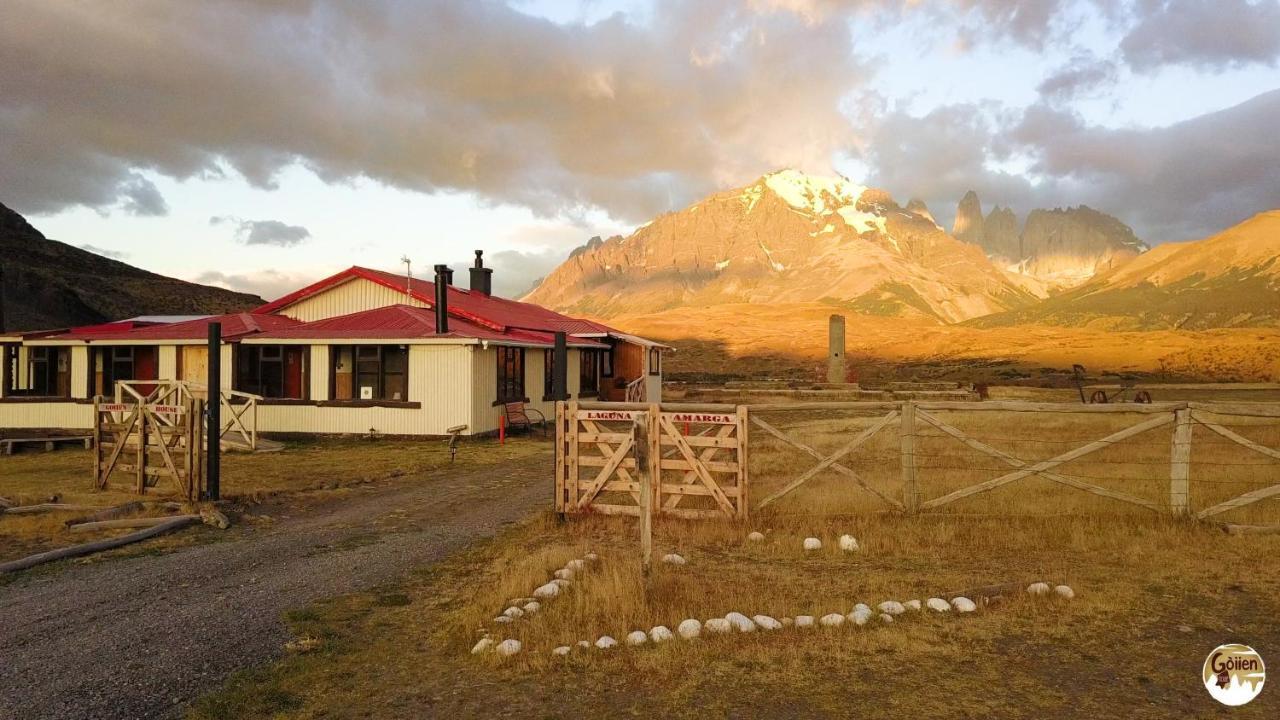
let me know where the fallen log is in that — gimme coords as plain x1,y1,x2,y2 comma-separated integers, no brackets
1222,523,1280,536
68,514,201,533
0,516,201,574
0,496,13,509
2,503,109,515
64,501,146,528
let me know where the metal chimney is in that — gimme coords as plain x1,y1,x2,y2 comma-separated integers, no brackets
469,250,494,296
433,264,450,333
0,266,7,334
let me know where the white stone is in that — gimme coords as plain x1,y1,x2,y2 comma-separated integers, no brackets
1054,585,1075,599
748,531,765,542
510,597,534,606
551,578,571,588
552,646,572,656
496,639,522,657
554,568,575,580
522,601,541,614
819,613,845,627
677,619,702,639
566,559,585,571
853,603,871,614
849,608,873,626
533,582,560,599
1027,582,1051,596
471,638,495,654
705,618,732,634
595,636,617,649
650,626,674,642
926,598,950,612
803,537,822,551
662,553,687,565
584,552,599,562
725,612,757,633
503,606,524,618
753,615,783,630
839,534,859,552
626,630,648,646
794,615,815,628
951,597,977,613
905,600,922,612
576,640,591,648
879,613,894,624
494,616,513,624
877,601,906,616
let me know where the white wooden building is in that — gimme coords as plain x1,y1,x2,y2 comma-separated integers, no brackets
0,255,667,437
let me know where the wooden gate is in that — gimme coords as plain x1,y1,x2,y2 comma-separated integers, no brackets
556,402,749,520
93,395,205,501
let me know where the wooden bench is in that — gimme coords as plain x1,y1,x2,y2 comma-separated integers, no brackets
503,401,547,437
1,436,93,456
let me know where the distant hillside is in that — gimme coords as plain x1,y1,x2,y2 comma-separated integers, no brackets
525,170,1042,324
970,210,1280,331
0,201,263,332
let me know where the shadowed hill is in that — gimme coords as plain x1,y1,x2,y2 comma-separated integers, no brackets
0,201,263,332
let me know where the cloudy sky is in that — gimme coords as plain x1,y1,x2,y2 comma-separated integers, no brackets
2,0,1278,300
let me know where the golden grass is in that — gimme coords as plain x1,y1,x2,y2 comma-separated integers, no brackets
188,397,1280,718
0,436,546,564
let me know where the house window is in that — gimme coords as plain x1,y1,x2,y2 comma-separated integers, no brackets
649,348,661,376
496,346,525,403
237,345,308,399
543,349,556,400
602,343,614,377
580,349,600,395
27,347,70,397
330,345,408,401
92,346,157,396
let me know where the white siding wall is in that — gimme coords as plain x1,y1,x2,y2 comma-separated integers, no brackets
71,346,90,399
0,402,94,430
471,346,499,434
278,278,428,322
255,345,476,435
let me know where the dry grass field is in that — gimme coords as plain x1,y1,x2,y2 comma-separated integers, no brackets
188,392,1280,719
0,436,545,565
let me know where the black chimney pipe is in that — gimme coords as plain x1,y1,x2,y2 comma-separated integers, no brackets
433,264,450,333
469,250,494,296
0,265,7,334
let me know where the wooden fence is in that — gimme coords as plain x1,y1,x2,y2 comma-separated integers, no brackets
94,394,205,501
555,401,749,520
557,400,1280,525
117,379,263,450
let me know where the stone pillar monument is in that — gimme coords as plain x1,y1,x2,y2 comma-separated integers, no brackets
827,314,846,384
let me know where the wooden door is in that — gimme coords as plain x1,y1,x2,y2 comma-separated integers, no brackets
284,347,306,399
181,346,209,384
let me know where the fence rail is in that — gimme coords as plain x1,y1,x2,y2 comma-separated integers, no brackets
557,399,1280,525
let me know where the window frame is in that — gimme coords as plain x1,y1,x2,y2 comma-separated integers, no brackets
328,345,409,402
495,346,526,404
579,349,600,395
648,348,661,376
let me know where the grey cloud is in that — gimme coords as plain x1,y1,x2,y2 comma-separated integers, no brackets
117,174,168,216
0,0,864,223
210,216,312,247
78,244,129,260
1121,0,1280,70
1036,54,1119,101
193,269,313,302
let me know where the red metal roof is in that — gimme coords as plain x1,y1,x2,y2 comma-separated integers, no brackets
247,305,607,347
253,266,621,337
40,313,301,342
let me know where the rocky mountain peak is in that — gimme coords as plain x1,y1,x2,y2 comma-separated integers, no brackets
953,190,984,245
905,198,939,227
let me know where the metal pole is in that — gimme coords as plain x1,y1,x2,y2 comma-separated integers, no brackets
206,322,221,501
552,331,568,401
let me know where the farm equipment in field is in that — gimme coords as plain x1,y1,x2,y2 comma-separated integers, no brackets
1071,364,1153,404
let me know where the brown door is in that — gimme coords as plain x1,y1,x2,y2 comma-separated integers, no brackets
181,346,209,384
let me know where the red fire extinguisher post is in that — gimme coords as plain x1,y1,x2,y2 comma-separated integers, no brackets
499,412,506,445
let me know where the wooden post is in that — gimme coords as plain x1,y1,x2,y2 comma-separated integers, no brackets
736,405,750,520
135,406,146,494
635,412,653,576
206,321,221,501
92,397,102,488
827,314,846,384
648,402,661,511
567,400,579,511
1170,408,1192,516
900,401,919,513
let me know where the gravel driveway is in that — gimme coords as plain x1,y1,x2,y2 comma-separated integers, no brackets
0,456,550,720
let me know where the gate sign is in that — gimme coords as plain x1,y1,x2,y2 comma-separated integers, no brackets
100,403,132,413
149,404,186,416
582,409,639,422
667,411,737,425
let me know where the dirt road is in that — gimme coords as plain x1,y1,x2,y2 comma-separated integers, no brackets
0,456,549,720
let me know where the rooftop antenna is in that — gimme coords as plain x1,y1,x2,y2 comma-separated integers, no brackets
400,255,412,295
